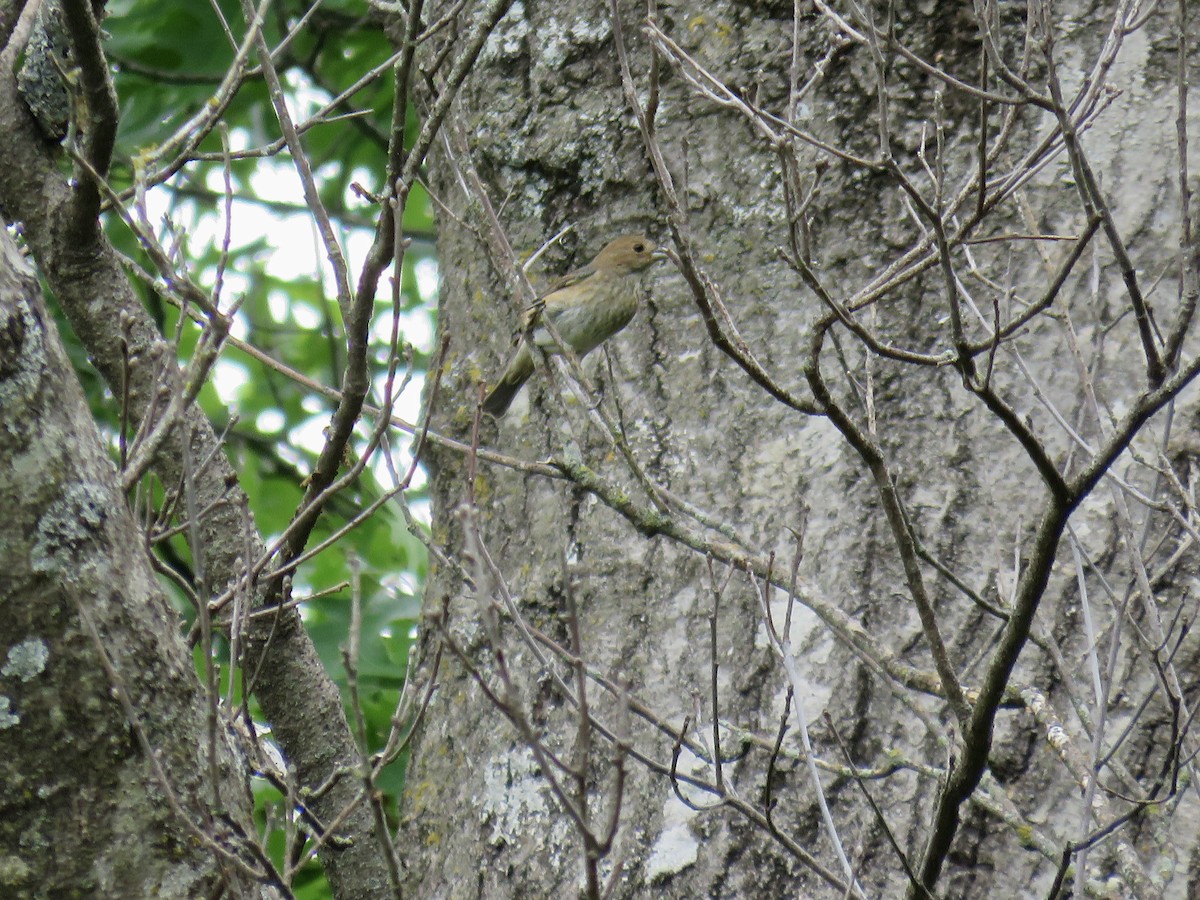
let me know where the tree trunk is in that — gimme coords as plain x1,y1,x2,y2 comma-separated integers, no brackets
402,1,1200,897
0,228,259,897
0,1,401,894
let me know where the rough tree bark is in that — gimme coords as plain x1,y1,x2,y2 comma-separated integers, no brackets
0,228,258,897
401,1,1200,898
0,1,398,896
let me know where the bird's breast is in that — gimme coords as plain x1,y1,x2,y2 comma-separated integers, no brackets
539,276,643,356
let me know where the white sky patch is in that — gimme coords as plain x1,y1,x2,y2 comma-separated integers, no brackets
212,359,249,405
300,394,326,415
266,288,289,323
382,570,420,597
255,408,286,434
415,257,438,301
408,498,431,526
290,297,322,330
227,310,249,342
371,308,436,358
371,369,425,431
287,415,333,456
273,441,309,474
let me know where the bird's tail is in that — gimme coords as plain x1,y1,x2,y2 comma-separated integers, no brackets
482,368,529,417
482,379,521,417
483,345,535,418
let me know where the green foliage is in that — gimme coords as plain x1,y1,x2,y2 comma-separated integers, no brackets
65,2,436,892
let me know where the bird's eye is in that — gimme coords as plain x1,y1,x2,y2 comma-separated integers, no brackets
633,243,645,253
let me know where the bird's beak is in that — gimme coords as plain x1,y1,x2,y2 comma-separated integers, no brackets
651,247,669,263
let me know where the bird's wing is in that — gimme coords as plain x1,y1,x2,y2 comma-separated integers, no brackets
513,266,599,337
515,298,546,337
545,261,597,295
506,258,602,342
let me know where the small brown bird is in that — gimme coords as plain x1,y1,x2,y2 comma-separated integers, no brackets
482,233,666,417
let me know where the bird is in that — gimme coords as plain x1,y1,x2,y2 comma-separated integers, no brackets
482,233,666,417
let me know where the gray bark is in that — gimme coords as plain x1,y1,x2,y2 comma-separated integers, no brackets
402,1,1200,898
0,228,255,897
0,1,393,894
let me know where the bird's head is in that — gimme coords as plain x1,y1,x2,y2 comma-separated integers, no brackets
591,234,666,274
